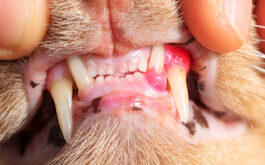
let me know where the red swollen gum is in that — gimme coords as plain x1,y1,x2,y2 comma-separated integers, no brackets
164,44,191,73
145,44,191,92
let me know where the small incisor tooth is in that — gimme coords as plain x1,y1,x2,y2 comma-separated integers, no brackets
148,44,165,73
50,78,73,143
167,66,189,123
67,56,93,90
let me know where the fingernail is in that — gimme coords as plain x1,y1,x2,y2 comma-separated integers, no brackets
223,0,252,43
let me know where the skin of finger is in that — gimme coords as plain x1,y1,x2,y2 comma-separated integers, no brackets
256,0,265,52
180,0,249,53
0,0,29,48
0,0,49,60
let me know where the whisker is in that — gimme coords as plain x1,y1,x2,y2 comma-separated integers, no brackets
251,65,265,73
252,24,265,29
252,39,265,42
237,50,265,59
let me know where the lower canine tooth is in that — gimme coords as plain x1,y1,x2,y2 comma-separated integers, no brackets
148,44,165,73
167,66,189,123
50,78,73,143
67,56,93,90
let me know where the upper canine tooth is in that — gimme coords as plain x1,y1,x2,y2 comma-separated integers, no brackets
67,56,93,90
167,66,189,123
148,44,165,73
50,78,73,143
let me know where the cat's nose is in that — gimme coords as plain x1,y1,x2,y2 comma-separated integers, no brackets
86,0,190,57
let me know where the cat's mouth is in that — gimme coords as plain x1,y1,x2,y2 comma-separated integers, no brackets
1,42,247,164
23,42,247,142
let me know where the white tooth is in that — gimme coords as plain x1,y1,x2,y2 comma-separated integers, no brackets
86,65,97,77
148,44,165,73
126,74,134,80
87,67,97,77
85,60,97,77
167,66,189,123
50,79,73,143
120,65,127,74
106,68,114,75
98,68,105,75
95,76,104,83
129,63,137,72
139,57,148,72
67,56,93,90
134,72,142,78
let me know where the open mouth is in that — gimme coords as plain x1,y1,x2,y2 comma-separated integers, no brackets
0,14,249,164
42,42,246,142
0,41,247,162
0,40,248,164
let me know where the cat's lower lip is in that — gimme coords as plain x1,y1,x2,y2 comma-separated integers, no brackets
74,91,176,121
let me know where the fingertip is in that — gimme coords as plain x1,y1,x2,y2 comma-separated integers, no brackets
0,0,49,60
180,0,252,53
256,0,265,53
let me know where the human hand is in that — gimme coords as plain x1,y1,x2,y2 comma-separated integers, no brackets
181,0,264,53
0,0,49,60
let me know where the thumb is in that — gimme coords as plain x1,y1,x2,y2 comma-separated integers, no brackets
180,0,252,53
0,0,49,60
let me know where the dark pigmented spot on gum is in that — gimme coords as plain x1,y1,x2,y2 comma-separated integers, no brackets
197,81,205,92
132,106,143,111
30,80,39,88
183,122,196,136
214,111,226,118
194,110,209,129
91,97,101,113
93,108,101,113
